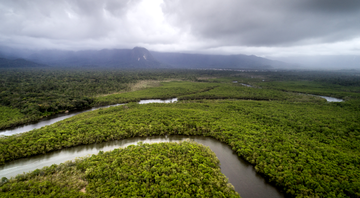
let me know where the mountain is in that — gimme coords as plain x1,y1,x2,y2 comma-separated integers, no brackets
150,51,286,69
26,47,163,68
0,58,47,68
129,47,161,67
0,46,289,69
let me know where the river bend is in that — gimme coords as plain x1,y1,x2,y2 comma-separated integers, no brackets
0,135,285,198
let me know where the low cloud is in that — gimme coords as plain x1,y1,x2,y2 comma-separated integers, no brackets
0,0,359,60
162,0,360,47
0,0,180,50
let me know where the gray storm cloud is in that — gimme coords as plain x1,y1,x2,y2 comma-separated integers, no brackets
0,0,148,49
162,0,360,46
0,0,359,62
0,0,133,38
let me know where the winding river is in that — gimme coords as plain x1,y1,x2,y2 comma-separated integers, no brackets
0,95,343,196
0,135,285,198
0,94,342,136
0,98,177,136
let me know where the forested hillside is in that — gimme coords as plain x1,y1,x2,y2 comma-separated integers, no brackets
150,51,282,69
0,58,46,68
1,46,286,69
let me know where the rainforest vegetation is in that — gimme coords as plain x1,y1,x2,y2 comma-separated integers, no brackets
1,99,360,197
0,141,239,197
1,68,360,197
0,68,231,129
1,68,359,130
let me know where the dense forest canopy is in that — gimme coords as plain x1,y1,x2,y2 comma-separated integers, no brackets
1,68,360,197
1,99,360,197
1,68,359,130
0,69,232,129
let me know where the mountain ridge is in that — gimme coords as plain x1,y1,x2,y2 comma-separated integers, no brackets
0,46,289,69
150,51,286,69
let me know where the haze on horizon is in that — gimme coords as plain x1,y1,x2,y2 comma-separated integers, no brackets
0,0,359,70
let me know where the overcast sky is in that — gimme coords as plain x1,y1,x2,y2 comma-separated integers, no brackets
1,0,360,62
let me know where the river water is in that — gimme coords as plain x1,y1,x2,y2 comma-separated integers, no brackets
316,95,343,102
139,98,178,104
240,83,253,87
0,135,285,198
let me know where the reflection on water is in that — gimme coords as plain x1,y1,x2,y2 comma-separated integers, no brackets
139,98,178,104
0,135,284,198
240,83,253,87
317,95,343,102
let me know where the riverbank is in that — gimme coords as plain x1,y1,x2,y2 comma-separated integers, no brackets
0,135,285,198
0,141,240,198
0,80,218,131
0,98,175,136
